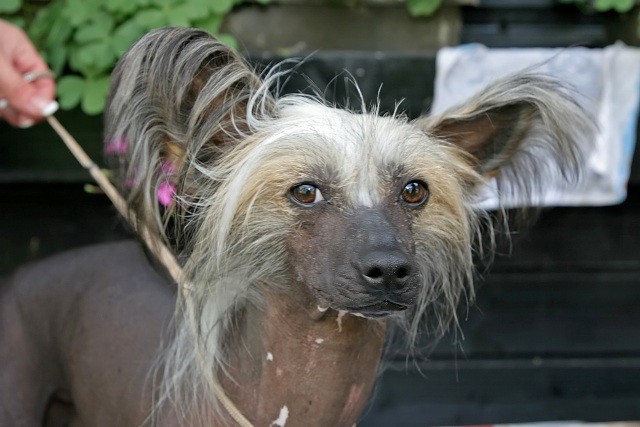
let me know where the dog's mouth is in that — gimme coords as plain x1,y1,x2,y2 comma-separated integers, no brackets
347,300,408,318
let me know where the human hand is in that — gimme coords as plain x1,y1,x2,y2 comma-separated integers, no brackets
0,19,57,128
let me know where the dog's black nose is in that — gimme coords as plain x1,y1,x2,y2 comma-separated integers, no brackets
360,251,414,291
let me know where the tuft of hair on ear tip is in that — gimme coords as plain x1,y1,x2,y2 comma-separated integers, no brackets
424,72,596,211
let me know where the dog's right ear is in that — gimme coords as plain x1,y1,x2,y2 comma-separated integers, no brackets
415,73,594,203
104,27,272,252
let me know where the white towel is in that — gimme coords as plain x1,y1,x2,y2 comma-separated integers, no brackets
432,43,640,207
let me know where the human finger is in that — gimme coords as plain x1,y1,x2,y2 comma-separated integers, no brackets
0,23,57,120
14,49,57,109
0,104,34,128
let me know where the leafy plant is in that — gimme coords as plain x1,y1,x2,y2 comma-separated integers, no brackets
0,0,263,114
559,0,640,37
406,0,443,17
559,0,636,13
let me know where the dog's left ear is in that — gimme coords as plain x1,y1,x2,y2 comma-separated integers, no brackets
416,74,594,189
104,27,272,254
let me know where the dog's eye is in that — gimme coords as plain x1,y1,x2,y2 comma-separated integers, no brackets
400,180,429,206
290,184,324,206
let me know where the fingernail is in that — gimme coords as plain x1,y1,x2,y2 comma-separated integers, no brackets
41,100,59,116
28,97,59,117
18,119,34,128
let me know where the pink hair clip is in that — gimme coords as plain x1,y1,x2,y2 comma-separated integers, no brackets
106,137,128,155
158,160,178,207
158,181,176,207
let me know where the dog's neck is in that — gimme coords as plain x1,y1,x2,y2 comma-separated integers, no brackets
221,283,387,426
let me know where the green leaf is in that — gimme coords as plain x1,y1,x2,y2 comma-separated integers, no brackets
104,0,139,16
406,0,443,17
209,0,234,15
0,0,21,14
74,14,115,44
193,14,223,34
187,0,212,12
111,19,145,56
174,2,209,21
165,4,192,26
613,0,635,13
28,4,62,42
45,45,68,76
44,13,73,49
82,76,111,115
156,0,178,8
69,40,115,76
62,0,99,27
36,5,72,74
215,33,237,50
135,8,167,29
57,75,86,110
594,0,614,11
74,27,103,45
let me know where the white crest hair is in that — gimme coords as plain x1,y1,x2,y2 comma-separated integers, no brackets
105,28,593,424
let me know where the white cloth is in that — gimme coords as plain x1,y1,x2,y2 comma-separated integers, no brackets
432,43,640,207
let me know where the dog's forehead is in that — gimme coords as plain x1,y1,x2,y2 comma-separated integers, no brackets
275,100,430,161
266,99,444,207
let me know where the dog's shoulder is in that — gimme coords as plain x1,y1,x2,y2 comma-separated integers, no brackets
1,240,176,425
7,240,175,328
12,240,157,282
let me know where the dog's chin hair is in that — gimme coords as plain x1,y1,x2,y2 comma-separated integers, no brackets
390,204,486,357
148,225,292,425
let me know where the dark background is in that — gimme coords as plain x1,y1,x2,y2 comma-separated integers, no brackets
2,1,640,424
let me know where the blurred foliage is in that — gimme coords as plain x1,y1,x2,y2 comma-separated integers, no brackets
7,0,633,115
406,0,443,17
0,0,265,115
0,0,444,115
559,0,640,37
559,0,636,13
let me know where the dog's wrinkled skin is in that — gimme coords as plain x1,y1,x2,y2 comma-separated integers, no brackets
1,28,593,426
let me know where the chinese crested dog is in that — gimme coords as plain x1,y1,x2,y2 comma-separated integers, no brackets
1,27,592,426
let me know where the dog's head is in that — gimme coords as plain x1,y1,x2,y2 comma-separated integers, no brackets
106,28,591,341
273,102,476,318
